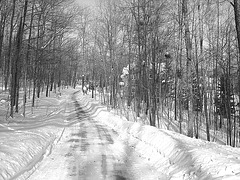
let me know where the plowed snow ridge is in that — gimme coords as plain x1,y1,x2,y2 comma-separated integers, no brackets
77,94,240,180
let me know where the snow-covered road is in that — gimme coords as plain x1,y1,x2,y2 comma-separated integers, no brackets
1,88,240,180
27,93,166,180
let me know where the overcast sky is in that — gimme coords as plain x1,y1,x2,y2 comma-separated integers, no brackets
75,0,96,7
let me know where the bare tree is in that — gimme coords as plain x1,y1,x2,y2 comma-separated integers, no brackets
182,0,194,137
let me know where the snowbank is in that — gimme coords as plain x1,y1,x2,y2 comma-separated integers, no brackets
0,129,58,180
78,94,240,180
0,88,76,180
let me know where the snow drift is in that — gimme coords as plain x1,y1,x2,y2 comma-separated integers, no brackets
0,89,73,180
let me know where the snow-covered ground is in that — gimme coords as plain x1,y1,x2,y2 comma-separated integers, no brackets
0,87,240,180
0,88,75,179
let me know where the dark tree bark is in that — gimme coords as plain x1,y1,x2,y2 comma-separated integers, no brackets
15,0,29,113
233,0,240,147
23,0,34,116
5,0,16,91
10,16,23,116
0,9,6,69
234,0,240,53
32,11,42,107
9,0,17,117
182,0,194,137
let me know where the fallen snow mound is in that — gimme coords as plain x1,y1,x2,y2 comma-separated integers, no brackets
78,94,240,180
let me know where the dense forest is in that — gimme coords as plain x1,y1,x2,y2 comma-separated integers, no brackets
1,0,240,147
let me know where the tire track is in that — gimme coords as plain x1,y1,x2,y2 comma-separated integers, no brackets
67,92,166,180
71,93,127,180
27,91,166,180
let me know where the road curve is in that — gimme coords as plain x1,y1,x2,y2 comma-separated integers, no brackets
27,92,166,180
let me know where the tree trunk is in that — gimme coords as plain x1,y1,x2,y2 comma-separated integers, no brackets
11,16,23,116
182,0,194,137
32,11,42,107
0,11,6,69
23,0,33,117
234,0,240,148
46,72,50,97
5,0,16,91
234,0,240,53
